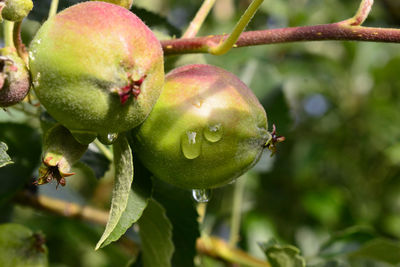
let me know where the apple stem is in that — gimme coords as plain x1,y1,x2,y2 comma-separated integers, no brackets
3,20,14,48
48,0,59,18
182,0,217,38
208,0,264,55
13,21,28,65
340,0,373,26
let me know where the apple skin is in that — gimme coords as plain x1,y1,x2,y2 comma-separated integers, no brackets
29,2,164,141
132,64,270,189
0,49,30,107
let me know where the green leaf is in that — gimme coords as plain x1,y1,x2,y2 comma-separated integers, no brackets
138,199,174,267
0,223,48,267
0,142,12,168
96,135,134,249
319,226,376,258
348,239,400,265
261,239,306,267
153,180,200,267
100,170,152,248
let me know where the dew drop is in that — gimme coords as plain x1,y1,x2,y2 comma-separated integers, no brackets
28,51,35,61
204,123,223,143
107,133,118,143
192,98,203,108
181,130,202,159
192,189,211,203
33,72,41,87
98,133,118,145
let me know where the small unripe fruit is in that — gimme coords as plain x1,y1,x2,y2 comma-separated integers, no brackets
0,48,30,107
35,124,88,188
132,64,271,189
29,2,164,143
1,0,33,21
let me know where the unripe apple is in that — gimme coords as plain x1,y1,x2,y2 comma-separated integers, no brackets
29,2,164,144
35,124,88,188
132,64,271,189
0,48,30,107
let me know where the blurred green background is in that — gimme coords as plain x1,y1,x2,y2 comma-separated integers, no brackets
1,0,400,266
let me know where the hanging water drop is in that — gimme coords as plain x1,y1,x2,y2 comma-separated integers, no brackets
181,130,202,159
107,133,118,143
204,123,223,143
98,132,118,145
192,189,211,203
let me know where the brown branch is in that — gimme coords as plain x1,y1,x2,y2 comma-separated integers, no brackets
14,191,269,266
197,237,270,267
14,191,109,225
161,23,400,55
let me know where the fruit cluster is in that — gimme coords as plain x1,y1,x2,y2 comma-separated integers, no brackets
9,1,280,190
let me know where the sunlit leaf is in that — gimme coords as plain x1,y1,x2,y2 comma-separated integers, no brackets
96,135,134,249
0,142,12,168
100,170,152,248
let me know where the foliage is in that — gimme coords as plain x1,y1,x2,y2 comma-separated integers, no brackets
1,0,400,266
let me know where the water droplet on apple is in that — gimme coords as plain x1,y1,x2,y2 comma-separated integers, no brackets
204,123,223,143
192,189,211,202
181,130,201,159
107,133,118,143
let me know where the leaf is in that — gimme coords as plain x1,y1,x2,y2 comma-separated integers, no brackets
138,199,174,267
100,170,152,248
0,142,12,168
318,226,376,258
0,223,48,267
153,179,200,267
348,239,400,265
261,239,306,267
96,135,134,250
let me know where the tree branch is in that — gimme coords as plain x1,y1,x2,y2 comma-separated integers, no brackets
161,23,400,55
14,191,270,266
14,191,109,225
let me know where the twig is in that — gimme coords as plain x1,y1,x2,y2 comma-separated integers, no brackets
341,0,374,26
182,0,216,38
229,177,246,247
197,236,270,267
14,191,109,225
14,192,269,266
160,0,398,55
93,139,113,161
161,23,400,55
